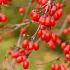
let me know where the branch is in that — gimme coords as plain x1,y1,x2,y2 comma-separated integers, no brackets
56,19,68,36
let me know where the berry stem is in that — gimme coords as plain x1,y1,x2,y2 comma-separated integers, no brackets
56,19,68,36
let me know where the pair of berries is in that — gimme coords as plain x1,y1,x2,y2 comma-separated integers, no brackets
61,42,70,59
51,64,66,70
0,0,12,4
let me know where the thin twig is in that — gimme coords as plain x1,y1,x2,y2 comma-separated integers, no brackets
56,19,68,36
31,25,40,41
36,56,61,66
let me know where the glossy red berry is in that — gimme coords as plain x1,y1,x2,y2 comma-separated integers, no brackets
22,40,29,48
11,51,19,58
21,28,27,35
19,48,25,55
64,45,70,54
57,8,63,17
0,14,8,22
33,42,39,51
48,40,55,49
16,56,23,63
31,10,40,22
19,7,25,15
61,42,66,49
45,16,50,27
27,42,33,50
50,6,56,16
37,29,43,37
50,18,55,27
39,16,46,25
23,61,29,69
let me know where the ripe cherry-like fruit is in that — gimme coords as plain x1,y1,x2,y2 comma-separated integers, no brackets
23,61,29,69
0,14,8,22
50,6,56,16
16,56,23,63
19,7,25,15
31,10,40,22
33,42,39,51
21,28,27,35
22,40,29,48
39,16,46,25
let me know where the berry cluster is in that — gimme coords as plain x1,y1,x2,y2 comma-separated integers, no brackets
8,48,29,69
61,42,70,59
0,14,8,22
51,64,66,70
0,0,12,4
8,40,39,69
63,27,70,34
8,27,39,69
37,29,61,49
31,1,63,28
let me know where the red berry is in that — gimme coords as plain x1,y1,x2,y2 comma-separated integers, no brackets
11,51,19,58
50,6,56,16
16,56,23,63
63,29,69,34
45,32,51,42
64,45,70,54
51,64,55,70
48,40,55,49
67,15,70,22
45,16,50,27
19,7,25,15
60,64,66,70
0,14,8,22
39,16,46,25
33,42,39,51
61,42,66,49
50,18,55,27
51,33,57,42
19,48,25,55
54,13,59,20
23,61,29,69
22,40,29,48
57,8,63,17
27,42,33,50
41,33,46,40
21,28,27,35
56,3,63,9
55,64,60,70
31,10,40,22
37,29,43,37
